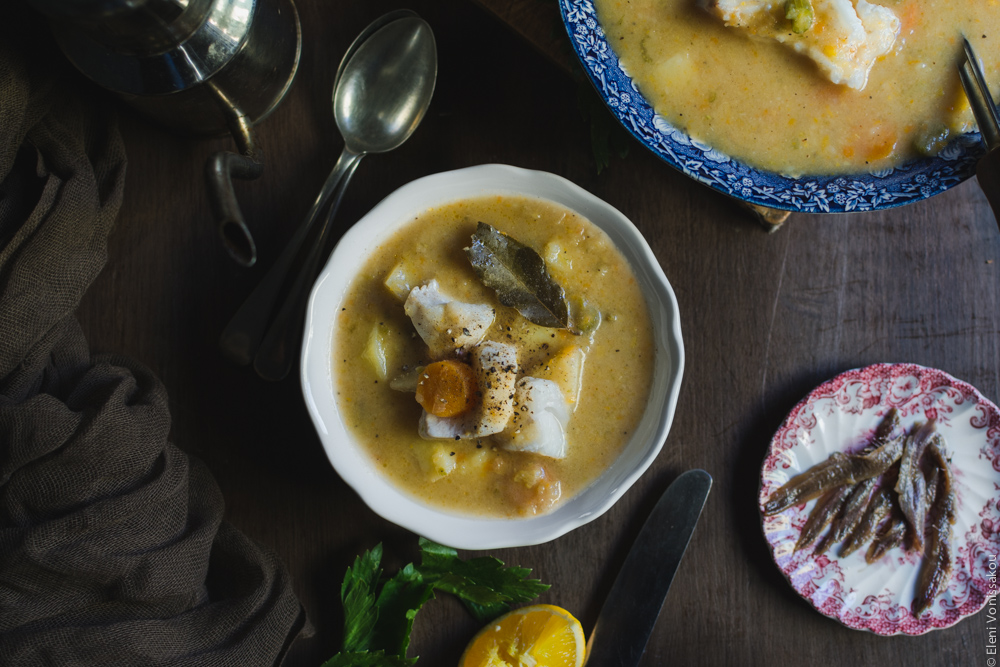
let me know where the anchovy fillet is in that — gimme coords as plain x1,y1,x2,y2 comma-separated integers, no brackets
894,421,939,551
913,443,955,616
840,484,893,558
764,409,902,516
865,513,906,564
816,476,878,554
795,484,851,551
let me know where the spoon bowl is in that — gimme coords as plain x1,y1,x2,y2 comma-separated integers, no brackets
335,18,436,154
219,12,437,379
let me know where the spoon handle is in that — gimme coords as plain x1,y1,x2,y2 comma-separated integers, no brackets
218,148,358,366
254,148,363,381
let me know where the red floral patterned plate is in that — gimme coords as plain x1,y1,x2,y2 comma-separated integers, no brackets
759,363,1000,635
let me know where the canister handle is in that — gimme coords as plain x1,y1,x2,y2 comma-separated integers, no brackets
205,83,264,267
207,152,263,267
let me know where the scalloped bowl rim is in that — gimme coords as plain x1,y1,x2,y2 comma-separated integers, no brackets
558,0,985,213
300,164,685,550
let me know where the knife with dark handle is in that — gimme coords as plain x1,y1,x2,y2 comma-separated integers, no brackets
585,469,712,667
959,36,1000,227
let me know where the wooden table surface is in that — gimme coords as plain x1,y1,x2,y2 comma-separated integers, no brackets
73,0,1000,664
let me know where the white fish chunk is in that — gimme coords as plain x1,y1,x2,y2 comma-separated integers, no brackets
702,0,900,91
419,341,519,439
404,280,495,359
472,341,520,436
705,0,769,24
498,377,570,459
419,412,463,439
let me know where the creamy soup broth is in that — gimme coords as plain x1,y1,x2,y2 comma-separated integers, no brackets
333,196,655,517
594,0,1000,175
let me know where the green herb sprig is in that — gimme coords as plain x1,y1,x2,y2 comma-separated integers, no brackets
321,538,550,666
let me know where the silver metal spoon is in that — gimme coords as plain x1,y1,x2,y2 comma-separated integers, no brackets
219,11,437,379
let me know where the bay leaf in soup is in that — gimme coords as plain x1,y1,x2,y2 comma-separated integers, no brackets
466,222,571,329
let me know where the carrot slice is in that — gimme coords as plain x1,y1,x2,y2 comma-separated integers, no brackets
415,360,479,418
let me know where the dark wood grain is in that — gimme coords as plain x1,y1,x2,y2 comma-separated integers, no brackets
72,0,999,665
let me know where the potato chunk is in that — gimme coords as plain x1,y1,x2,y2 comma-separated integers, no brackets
383,261,415,301
531,345,586,410
414,442,457,481
362,323,399,381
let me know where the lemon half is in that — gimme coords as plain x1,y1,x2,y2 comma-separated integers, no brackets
459,604,586,667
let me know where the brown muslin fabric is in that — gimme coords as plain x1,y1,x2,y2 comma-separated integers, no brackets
0,20,307,667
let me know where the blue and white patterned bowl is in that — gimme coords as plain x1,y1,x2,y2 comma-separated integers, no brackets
559,0,984,213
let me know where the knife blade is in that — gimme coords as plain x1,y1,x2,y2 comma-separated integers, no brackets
585,469,712,667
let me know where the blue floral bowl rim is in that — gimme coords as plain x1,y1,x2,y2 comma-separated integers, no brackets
558,0,986,214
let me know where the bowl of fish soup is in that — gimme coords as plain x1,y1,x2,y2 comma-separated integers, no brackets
560,0,996,213
301,164,684,549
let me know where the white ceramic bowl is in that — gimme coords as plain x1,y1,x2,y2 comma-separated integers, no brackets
300,164,684,549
